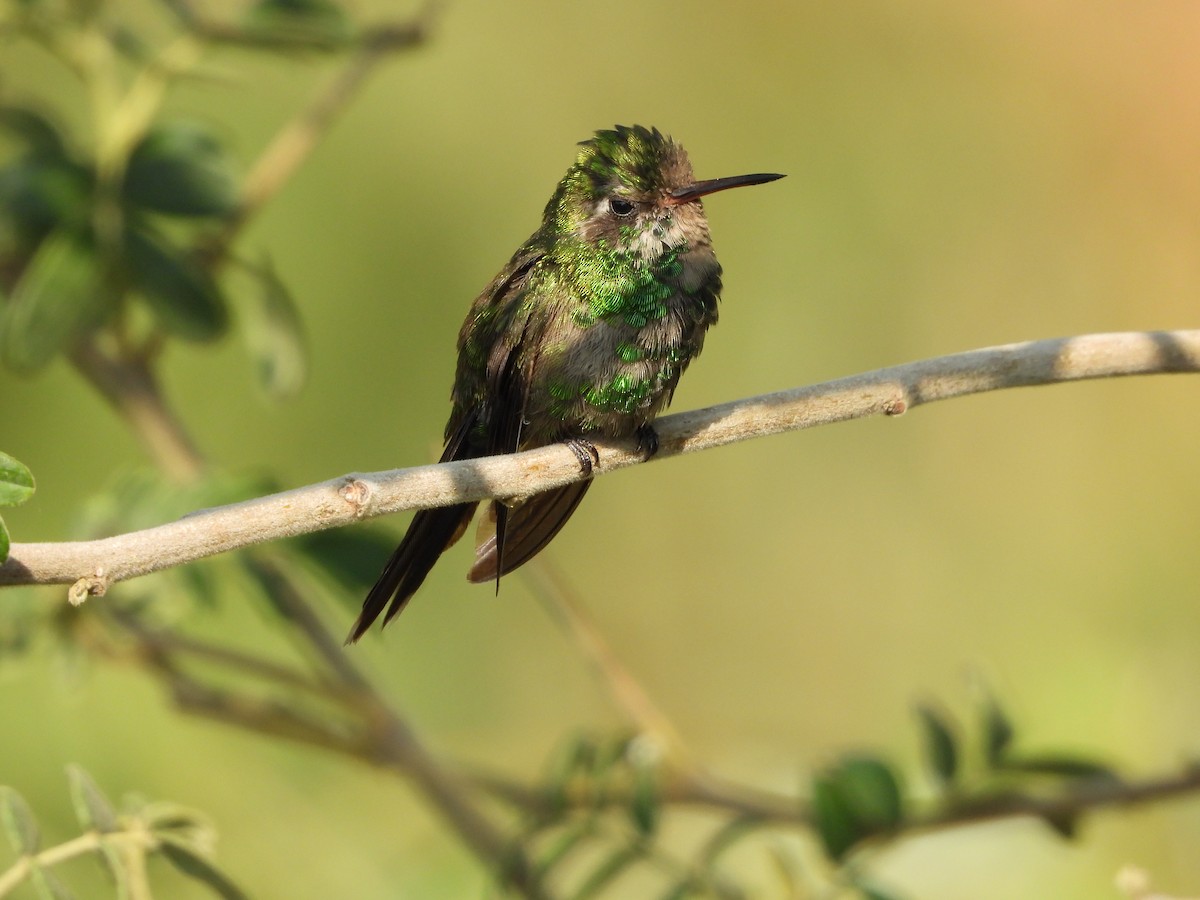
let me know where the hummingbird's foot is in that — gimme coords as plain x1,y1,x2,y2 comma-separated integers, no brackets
635,423,659,459
564,437,600,476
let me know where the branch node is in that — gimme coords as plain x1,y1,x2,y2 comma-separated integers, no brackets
339,475,375,518
68,571,110,605
884,395,909,416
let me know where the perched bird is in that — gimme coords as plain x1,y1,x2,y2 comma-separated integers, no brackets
347,125,782,642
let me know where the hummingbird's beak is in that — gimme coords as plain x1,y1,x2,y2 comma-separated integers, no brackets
669,172,785,203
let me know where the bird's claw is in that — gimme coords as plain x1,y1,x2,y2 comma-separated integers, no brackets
635,424,659,459
565,437,600,476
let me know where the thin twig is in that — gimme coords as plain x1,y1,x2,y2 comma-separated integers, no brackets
525,559,696,767
911,765,1200,833
202,7,436,258
469,756,1200,842
7,329,1198,593
107,609,352,703
240,552,371,691
68,339,205,481
0,831,154,897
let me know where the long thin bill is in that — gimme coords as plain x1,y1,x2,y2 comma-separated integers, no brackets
670,172,785,202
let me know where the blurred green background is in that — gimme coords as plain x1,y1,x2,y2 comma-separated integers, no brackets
3,0,1200,897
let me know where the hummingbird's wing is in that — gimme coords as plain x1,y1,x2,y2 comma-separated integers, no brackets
465,260,595,585
347,242,547,641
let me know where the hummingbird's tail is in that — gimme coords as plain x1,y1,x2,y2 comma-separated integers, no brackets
345,416,482,644
344,501,477,644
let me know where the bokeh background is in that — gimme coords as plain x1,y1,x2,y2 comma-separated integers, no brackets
3,1,1200,897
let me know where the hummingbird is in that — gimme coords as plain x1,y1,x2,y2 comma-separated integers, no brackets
347,125,782,643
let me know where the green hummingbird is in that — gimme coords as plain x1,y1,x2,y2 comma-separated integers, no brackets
347,125,782,642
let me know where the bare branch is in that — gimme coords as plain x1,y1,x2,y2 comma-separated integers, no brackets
4,330,1197,595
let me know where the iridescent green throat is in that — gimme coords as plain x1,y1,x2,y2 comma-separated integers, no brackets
567,242,684,330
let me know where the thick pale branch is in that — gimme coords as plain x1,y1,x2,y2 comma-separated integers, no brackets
3,330,1197,595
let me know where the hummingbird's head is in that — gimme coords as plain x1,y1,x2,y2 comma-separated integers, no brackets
546,125,783,264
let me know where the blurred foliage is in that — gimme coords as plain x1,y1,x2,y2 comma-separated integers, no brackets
0,0,1198,898
0,7,308,388
0,765,245,899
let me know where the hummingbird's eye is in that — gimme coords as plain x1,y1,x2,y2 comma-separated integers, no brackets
608,198,636,217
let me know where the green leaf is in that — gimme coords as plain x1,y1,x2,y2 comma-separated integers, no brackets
0,517,8,563
243,0,353,47
857,881,907,900
699,814,765,868
144,802,217,851
159,838,249,900
836,757,904,831
629,762,658,837
543,733,595,814
0,451,35,507
29,864,77,900
0,157,93,238
123,122,238,218
1040,811,1078,840
66,765,118,833
238,257,306,398
812,756,904,861
0,786,41,854
657,880,696,900
590,733,631,777
291,527,402,593
982,694,1015,767
0,229,111,373
916,703,958,786
0,106,68,157
533,821,593,879
125,225,228,340
95,837,132,899
571,844,642,900
812,773,860,861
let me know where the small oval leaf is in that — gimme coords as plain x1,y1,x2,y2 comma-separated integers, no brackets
533,821,592,879
159,839,250,900
572,845,642,900
29,864,77,900
982,694,1015,767
0,786,41,854
629,763,658,838
0,107,68,157
243,0,353,47
0,157,93,239
916,703,959,786
237,257,306,399
837,756,903,832
125,226,228,340
812,773,860,861
0,229,111,373
123,122,238,218
0,451,35,507
66,764,118,833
